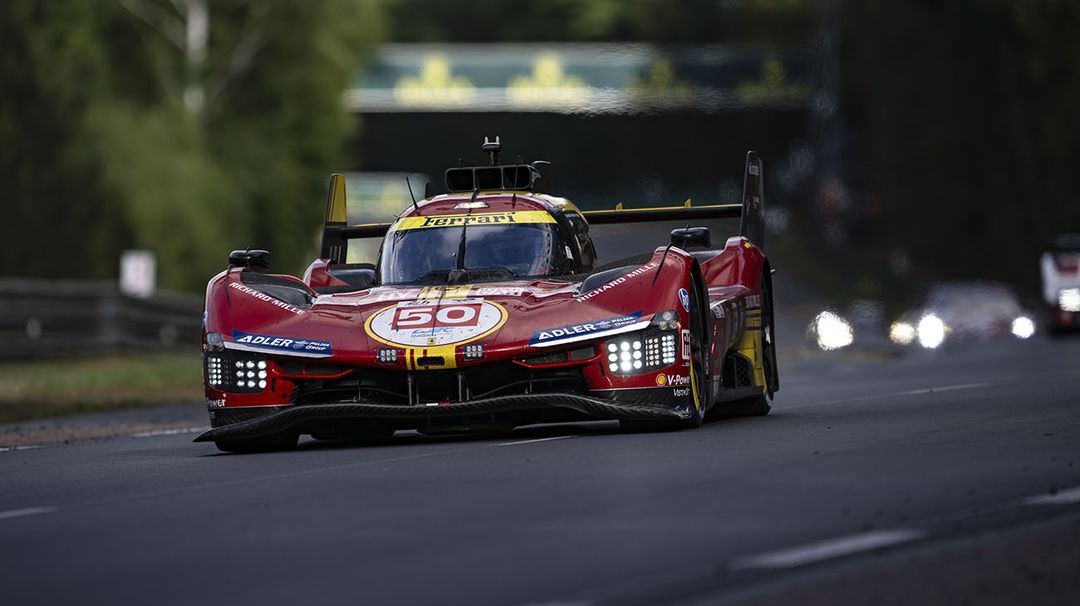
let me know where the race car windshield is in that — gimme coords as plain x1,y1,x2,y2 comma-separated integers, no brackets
379,223,565,285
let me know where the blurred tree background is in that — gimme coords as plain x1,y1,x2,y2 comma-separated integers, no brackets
2,0,1078,295
0,0,383,291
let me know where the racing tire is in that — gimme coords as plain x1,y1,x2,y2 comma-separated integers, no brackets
620,275,708,431
214,431,299,454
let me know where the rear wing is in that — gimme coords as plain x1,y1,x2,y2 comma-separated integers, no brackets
319,151,765,263
583,151,765,247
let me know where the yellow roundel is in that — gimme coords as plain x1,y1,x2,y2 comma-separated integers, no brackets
655,374,667,386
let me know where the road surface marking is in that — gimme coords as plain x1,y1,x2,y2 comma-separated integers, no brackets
0,445,42,453
0,506,56,521
796,382,991,408
1023,485,1080,505
130,426,208,438
730,529,926,569
498,435,576,446
893,382,990,396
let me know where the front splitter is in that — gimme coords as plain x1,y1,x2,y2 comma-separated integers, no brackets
194,392,687,442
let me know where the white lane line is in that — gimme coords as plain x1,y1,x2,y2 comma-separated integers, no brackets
130,426,208,438
892,382,990,396
0,506,57,521
0,445,42,453
1023,486,1080,506
795,382,991,408
498,435,576,447
730,529,926,569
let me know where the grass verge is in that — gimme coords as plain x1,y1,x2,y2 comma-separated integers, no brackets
0,354,203,423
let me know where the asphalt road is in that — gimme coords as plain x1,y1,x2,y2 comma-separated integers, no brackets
2,336,1079,605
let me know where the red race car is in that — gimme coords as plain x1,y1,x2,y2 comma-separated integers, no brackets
196,139,779,452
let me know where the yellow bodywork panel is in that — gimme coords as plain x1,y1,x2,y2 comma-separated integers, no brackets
326,174,348,223
735,308,768,392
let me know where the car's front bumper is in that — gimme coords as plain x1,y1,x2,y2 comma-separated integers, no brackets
194,392,689,442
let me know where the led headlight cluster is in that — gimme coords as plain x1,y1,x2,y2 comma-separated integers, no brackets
377,348,399,364
646,333,678,366
234,359,268,390
206,356,224,386
606,339,643,373
204,352,268,393
462,344,484,360
605,330,678,375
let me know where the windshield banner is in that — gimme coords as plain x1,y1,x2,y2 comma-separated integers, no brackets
391,210,555,231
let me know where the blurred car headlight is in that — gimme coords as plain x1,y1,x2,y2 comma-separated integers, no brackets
889,321,916,346
916,314,946,349
811,311,853,351
1011,316,1035,339
1059,288,1080,312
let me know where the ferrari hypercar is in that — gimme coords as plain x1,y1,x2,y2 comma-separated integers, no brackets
196,139,779,452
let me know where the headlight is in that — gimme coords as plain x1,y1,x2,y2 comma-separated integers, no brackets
1011,316,1035,339
205,332,225,349
1059,288,1080,312
605,330,677,375
916,314,946,349
651,309,680,331
205,351,269,393
811,311,853,351
889,321,916,346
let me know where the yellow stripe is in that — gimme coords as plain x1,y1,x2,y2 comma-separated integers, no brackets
581,203,739,214
407,344,458,370
418,285,471,299
391,211,554,231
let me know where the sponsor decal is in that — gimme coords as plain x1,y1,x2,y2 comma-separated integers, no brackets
207,399,226,408
678,288,690,312
529,312,642,346
391,211,555,231
681,329,691,360
745,294,762,308
366,298,506,347
232,330,332,355
575,262,660,302
673,388,691,398
665,374,691,386
229,281,305,315
656,374,689,387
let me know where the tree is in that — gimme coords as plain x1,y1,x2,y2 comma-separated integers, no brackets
0,0,384,291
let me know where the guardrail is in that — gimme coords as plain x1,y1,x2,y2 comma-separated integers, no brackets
0,279,203,360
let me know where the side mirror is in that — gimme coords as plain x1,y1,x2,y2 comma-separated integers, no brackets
670,227,711,250
228,249,270,272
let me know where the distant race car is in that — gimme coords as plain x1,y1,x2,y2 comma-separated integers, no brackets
888,281,1035,349
196,138,779,452
1040,233,1080,333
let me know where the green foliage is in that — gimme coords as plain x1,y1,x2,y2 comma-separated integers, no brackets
0,0,383,291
